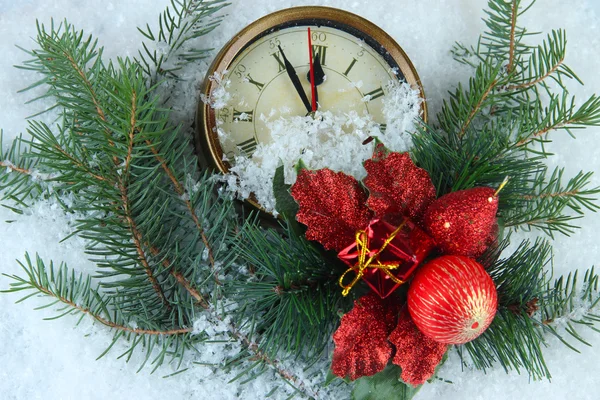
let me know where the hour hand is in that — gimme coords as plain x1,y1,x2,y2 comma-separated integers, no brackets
307,54,325,86
307,53,325,108
278,45,312,113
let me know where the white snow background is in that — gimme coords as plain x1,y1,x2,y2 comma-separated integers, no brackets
1,0,600,399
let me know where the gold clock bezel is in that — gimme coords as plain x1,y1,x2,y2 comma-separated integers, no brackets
195,5,427,174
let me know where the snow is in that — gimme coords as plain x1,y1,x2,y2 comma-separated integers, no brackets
222,82,421,213
1,0,600,399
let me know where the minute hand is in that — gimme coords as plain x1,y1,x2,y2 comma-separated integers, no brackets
278,45,312,114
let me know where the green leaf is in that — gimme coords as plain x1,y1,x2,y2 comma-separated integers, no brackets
273,165,298,219
295,158,308,174
351,365,421,400
369,136,391,155
324,369,338,386
272,165,305,238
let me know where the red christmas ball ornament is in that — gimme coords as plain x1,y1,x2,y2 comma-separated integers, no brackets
407,255,498,344
423,187,499,258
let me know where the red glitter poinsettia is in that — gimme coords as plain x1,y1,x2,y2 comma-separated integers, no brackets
389,308,447,386
291,149,438,298
290,147,501,385
363,151,436,220
331,293,401,380
289,168,372,252
291,150,436,253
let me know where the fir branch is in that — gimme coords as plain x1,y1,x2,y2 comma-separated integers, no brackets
412,117,543,197
0,160,30,175
461,239,552,379
503,167,600,236
224,321,321,399
119,177,170,308
2,254,192,337
137,0,229,81
0,131,46,211
506,30,576,91
418,0,600,239
4,8,319,396
66,51,108,125
1,253,208,373
18,22,188,316
481,0,532,70
488,238,551,307
52,142,107,182
153,249,318,397
540,267,600,350
464,238,600,379
227,217,350,364
507,0,518,72
146,142,216,271
519,170,599,211
436,60,504,137
458,75,499,138
460,308,550,379
516,93,600,147
20,35,172,306
148,244,210,309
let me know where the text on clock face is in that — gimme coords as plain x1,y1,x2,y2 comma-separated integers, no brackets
215,25,400,160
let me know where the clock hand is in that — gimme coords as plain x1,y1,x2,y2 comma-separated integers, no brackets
277,45,312,114
308,28,317,112
309,54,325,85
306,53,325,106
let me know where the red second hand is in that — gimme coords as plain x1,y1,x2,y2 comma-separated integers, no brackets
308,28,317,112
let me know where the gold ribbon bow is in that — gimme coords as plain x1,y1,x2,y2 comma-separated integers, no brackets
339,223,406,296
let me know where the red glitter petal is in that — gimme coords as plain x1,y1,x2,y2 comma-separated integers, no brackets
331,294,399,380
364,152,436,222
291,169,373,251
389,308,447,386
423,187,499,258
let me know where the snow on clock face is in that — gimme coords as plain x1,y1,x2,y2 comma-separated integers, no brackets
195,6,426,173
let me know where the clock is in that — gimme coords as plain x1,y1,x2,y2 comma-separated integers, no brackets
195,6,427,173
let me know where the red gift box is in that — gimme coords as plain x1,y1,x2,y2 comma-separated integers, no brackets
337,217,435,298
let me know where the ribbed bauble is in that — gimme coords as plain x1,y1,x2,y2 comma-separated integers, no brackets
407,255,498,345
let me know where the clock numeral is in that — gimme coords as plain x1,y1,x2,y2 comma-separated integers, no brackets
233,109,254,123
217,107,231,123
311,45,327,66
245,74,265,92
268,37,282,49
363,86,385,101
311,31,327,42
271,50,285,72
238,137,258,156
344,58,358,76
379,123,387,133
233,64,247,79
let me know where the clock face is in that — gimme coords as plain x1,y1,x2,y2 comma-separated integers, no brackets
215,25,399,161
196,7,425,173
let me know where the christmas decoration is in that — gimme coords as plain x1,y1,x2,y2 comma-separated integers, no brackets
337,217,435,298
389,308,448,386
407,255,498,344
291,168,373,251
363,150,436,220
3,1,600,400
332,293,400,380
291,152,437,298
295,146,500,379
291,145,504,300
423,187,500,258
